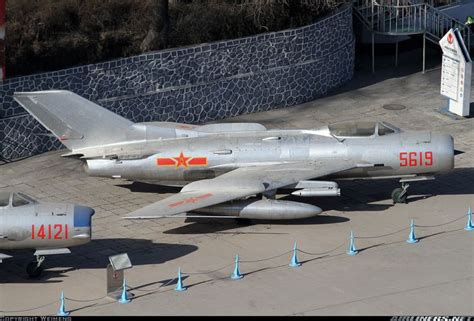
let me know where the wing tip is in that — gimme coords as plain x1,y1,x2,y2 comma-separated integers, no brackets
13,90,72,97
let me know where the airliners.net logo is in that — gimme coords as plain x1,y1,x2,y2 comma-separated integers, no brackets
391,317,473,321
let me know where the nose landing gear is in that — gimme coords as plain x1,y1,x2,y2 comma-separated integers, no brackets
26,255,45,278
392,183,409,204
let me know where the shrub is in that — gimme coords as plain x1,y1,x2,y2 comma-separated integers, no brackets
5,0,348,77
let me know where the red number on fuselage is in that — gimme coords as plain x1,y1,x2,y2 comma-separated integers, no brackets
425,152,433,166
409,152,417,166
31,224,69,240
38,225,46,239
400,152,408,167
399,151,433,167
54,224,63,239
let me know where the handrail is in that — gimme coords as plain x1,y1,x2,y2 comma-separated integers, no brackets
353,0,471,47
423,3,471,48
372,2,426,35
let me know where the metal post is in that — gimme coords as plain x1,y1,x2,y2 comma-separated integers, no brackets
372,32,375,73
395,40,399,67
423,5,427,74
422,32,426,74
468,30,471,53
371,0,375,74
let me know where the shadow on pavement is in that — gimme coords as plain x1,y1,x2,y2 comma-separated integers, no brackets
163,215,349,235
117,182,181,194
0,240,198,283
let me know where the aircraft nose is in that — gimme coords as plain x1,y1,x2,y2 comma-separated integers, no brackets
435,133,454,172
74,205,95,228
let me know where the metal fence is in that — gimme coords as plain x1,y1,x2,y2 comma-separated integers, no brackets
354,0,471,47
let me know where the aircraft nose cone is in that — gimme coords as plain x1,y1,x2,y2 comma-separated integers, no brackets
74,205,95,228
434,133,454,172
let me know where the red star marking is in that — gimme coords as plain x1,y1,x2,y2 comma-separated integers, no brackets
173,152,190,168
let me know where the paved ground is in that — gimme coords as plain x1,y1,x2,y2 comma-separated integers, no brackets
0,46,473,316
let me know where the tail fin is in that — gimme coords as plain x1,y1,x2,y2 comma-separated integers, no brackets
13,90,133,151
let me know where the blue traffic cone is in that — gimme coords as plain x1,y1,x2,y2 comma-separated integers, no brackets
57,291,69,316
406,219,419,244
118,278,131,304
347,230,358,256
175,267,187,292
465,207,474,231
289,241,301,267
231,255,243,280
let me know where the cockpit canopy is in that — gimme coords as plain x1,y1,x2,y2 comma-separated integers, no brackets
328,121,400,137
0,192,36,208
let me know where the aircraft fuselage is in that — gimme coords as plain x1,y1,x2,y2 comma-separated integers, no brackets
84,128,454,186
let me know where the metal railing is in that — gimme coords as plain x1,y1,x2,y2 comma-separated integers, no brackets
372,2,426,35
353,0,471,47
423,3,471,48
352,0,472,72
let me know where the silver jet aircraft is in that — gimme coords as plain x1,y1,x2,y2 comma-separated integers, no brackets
0,191,94,277
14,91,454,221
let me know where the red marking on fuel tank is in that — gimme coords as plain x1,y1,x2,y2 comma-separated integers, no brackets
168,193,213,208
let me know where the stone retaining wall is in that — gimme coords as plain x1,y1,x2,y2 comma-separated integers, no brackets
0,6,355,161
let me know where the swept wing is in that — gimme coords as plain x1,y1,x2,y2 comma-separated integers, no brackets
125,159,359,219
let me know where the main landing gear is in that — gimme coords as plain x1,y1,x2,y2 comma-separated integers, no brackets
26,255,45,278
391,182,409,204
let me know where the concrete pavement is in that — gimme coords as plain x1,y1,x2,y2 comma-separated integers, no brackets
0,46,472,315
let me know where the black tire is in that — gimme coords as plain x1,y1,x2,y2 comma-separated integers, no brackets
26,262,43,278
391,188,408,204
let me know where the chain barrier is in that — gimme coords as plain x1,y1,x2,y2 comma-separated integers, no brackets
415,214,466,228
65,295,108,303
182,263,234,275
128,277,177,292
355,227,409,239
240,250,293,263
298,241,347,256
1,211,471,314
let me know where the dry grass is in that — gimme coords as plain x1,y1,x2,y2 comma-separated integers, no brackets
6,0,349,77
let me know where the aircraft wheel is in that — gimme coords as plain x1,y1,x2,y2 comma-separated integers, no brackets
391,188,407,204
26,262,43,278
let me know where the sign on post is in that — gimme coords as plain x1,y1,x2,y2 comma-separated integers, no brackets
106,264,124,300
439,28,472,117
107,253,132,300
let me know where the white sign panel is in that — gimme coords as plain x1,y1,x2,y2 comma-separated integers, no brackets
439,28,472,117
440,55,459,100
